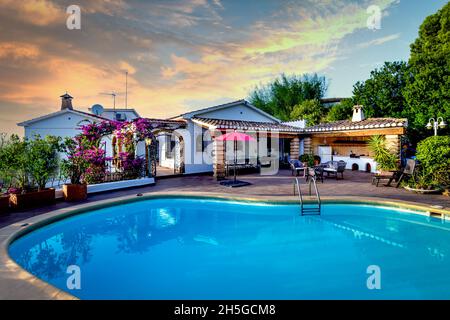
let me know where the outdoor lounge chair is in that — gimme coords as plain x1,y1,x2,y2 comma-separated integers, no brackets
386,159,416,188
290,160,306,177
372,159,416,188
372,173,395,187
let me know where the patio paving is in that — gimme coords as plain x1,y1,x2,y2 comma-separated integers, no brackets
1,169,449,229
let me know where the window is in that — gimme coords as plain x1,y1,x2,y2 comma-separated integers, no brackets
196,128,211,152
115,113,127,121
267,134,272,155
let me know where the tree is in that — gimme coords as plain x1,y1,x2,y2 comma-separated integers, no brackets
249,73,328,121
326,98,354,122
290,99,325,126
352,61,409,119
27,135,62,191
404,2,450,141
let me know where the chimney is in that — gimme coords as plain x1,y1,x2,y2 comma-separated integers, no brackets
352,105,365,122
60,93,74,110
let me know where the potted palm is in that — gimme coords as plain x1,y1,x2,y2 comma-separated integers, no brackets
61,137,88,202
368,135,399,175
9,136,61,210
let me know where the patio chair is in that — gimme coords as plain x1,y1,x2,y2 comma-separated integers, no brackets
290,160,306,177
306,165,324,183
324,161,346,180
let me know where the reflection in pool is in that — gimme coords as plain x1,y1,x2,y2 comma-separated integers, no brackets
8,198,450,299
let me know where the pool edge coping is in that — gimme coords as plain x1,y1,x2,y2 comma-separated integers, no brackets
1,191,449,300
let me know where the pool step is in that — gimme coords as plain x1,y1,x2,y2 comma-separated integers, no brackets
294,177,322,216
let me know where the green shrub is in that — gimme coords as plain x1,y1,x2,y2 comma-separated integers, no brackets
416,136,450,187
368,135,399,171
0,135,30,191
0,133,14,191
0,134,62,192
299,154,314,167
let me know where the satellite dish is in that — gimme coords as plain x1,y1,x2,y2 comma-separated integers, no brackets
91,104,104,116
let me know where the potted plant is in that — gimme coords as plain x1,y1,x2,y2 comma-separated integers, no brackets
404,136,450,194
368,135,399,175
1,135,31,210
404,171,443,194
299,154,314,167
61,137,89,202
0,185,9,214
0,194,9,213
313,155,321,166
0,134,11,213
9,135,61,210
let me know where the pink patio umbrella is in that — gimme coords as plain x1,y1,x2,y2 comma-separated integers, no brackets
216,130,256,186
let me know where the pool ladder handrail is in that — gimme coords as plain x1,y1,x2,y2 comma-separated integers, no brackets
293,176,321,215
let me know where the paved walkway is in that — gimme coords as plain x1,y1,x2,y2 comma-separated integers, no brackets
1,169,449,229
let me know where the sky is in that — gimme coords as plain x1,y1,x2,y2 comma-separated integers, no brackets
0,0,448,135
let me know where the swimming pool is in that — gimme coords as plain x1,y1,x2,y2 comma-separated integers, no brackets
8,197,450,299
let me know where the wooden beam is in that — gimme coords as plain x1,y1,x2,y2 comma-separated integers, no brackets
308,127,406,137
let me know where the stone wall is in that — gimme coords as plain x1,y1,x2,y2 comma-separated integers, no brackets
303,137,312,155
290,137,300,160
212,132,226,180
385,134,401,156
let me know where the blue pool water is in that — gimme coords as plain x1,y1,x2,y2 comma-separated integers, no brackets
8,198,450,300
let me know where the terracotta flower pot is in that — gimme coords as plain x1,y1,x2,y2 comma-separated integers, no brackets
63,184,87,202
0,195,10,214
9,188,55,210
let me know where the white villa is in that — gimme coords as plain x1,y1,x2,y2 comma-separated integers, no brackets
18,93,408,181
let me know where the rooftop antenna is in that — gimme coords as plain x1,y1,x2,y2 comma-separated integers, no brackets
125,70,128,110
100,92,117,110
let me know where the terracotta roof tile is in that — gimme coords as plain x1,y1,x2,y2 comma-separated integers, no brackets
192,117,304,132
304,118,408,133
192,117,407,134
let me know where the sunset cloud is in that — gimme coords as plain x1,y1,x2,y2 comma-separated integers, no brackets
0,0,409,135
0,0,63,26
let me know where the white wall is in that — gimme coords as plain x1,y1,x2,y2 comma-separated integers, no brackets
157,122,215,174
23,112,116,160
23,112,91,140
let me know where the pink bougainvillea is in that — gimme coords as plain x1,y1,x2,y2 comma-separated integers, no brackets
69,119,158,183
